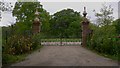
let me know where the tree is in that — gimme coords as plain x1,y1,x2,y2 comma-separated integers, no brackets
113,19,120,35
12,1,50,34
94,4,114,26
50,8,82,38
87,4,118,56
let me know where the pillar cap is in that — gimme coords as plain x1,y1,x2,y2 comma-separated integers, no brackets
34,17,40,22
83,7,87,17
35,9,39,16
34,8,40,22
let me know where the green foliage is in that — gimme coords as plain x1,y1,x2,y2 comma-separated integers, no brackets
113,19,120,34
113,19,120,60
12,2,50,34
2,54,26,64
2,33,43,64
32,34,42,49
50,8,82,38
2,2,47,64
88,4,119,59
3,35,33,55
87,25,119,57
2,34,42,64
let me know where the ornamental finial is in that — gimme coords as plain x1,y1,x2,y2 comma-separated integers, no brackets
35,8,39,16
83,7,87,17
34,8,40,22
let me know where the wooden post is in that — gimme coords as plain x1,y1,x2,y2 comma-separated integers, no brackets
81,7,89,47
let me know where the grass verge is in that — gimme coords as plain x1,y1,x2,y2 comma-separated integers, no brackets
85,46,118,61
2,54,27,65
2,45,43,66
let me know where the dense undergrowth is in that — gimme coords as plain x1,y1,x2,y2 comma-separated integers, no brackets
87,24,120,61
2,33,42,65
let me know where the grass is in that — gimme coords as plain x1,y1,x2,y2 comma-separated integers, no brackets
85,46,118,61
2,54,27,66
102,54,118,61
41,38,81,42
2,45,43,66
97,52,118,62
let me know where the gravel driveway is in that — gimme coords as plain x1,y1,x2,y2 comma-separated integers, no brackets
12,46,118,66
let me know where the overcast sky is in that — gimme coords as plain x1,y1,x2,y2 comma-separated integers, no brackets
0,0,119,27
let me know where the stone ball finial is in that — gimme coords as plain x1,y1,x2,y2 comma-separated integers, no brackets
83,7,87,17
34,8,40,22
34,17,40,22
35,9,39,16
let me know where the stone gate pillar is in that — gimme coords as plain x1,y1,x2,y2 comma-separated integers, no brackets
82,7,89,47
32,9,41,34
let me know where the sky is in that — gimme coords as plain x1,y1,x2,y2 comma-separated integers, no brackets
41,2,118,25
0,0,119,27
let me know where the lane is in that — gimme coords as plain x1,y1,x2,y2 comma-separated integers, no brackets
12,46,118,66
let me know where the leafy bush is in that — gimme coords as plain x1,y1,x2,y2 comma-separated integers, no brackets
3,35,34,55
32,34,42,49
2,34,42,64
87,25,119,57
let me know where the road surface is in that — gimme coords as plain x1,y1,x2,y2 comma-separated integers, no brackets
12,46,118,66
